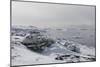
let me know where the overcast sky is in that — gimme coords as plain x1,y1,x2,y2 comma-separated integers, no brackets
12,1,95,28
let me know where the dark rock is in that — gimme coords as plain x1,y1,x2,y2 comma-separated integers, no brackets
75,55,80,58
21,30,55,53
55,57,63,60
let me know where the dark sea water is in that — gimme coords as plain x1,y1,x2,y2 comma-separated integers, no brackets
47,25,95,47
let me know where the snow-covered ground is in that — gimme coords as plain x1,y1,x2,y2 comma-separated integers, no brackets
11,25,96,66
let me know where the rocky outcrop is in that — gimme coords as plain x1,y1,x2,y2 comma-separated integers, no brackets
21,30,55,53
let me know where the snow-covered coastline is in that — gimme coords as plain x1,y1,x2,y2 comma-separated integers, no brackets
11,25,96,66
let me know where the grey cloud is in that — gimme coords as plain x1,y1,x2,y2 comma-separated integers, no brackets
12,1,95,28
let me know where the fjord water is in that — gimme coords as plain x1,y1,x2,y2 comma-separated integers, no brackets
47,25,95,47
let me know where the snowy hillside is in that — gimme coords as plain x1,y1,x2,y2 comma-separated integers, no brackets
11,25,96,66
